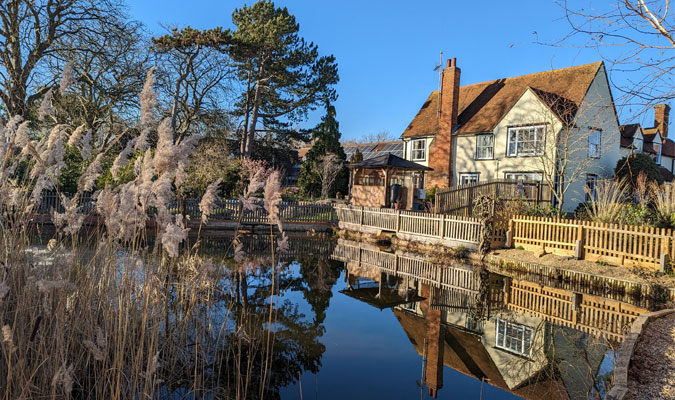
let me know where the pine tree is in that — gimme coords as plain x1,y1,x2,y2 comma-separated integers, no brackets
298,103,348,198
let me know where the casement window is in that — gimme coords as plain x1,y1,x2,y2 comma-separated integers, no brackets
589,129,602,158
586,174,598,202
459,173,479,185
633,137,643,152
476,134,494,160
411,139,426,161
504,172,543,182
495,319,533,357
507,125,545,157
654,142,663,165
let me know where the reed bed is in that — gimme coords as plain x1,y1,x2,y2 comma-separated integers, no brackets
0,66,289,399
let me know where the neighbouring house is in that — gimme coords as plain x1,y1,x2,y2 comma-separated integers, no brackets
401,58,623,212
619,104,675,182
346,153,431,209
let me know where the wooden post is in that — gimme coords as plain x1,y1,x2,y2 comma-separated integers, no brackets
396,210,401,232
575,224,585,260
439,214,445,239
360,206,364,226
661,234,671,273
535,182,541,205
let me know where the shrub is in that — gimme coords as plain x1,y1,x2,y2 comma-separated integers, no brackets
584,178,629,223
614,152,663,191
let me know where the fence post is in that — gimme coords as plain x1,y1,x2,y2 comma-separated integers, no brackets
535,182,541,204
396,210,401,232
439,213,445,239
575,224,585,260
506,219,514,248
360,206,364,226
661,233,671,273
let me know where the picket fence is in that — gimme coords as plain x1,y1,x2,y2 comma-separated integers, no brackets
334,204,482,245
510,215,675,271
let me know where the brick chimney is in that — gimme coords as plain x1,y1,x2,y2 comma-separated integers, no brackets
427,58,461,189
420,284,444,398
655,104,670,138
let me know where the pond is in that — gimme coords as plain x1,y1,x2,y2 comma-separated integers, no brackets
14,230,662,399
189,234,659,400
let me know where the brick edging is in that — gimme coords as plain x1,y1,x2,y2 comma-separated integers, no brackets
606,308,675,400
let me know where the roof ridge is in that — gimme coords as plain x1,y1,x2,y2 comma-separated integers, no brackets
460,61,603,89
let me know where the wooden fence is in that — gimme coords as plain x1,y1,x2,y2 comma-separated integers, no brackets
510,215,675,271
331,240,480,292
507,279,646,342
37,192,336,225
334,204,482,245
434,179,551,216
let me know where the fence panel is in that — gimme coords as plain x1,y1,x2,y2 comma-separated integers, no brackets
510,215,673,271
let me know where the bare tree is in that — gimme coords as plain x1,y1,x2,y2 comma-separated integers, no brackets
556,0,675,111
0,0,129,118
152,27,233,141
342,130,398,145
49,16,149,148
319,152,343,199
528,90,616,213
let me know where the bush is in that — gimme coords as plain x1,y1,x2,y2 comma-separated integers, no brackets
615,152,663,191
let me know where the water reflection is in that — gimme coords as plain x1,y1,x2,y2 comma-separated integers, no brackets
332,239,653,399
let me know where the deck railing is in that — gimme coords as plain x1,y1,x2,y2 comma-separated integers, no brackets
36,192,336,225
510,215,675,271
334,204,482,245
434,179,551,216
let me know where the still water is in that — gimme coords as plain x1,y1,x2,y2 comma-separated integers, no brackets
205,235,658,400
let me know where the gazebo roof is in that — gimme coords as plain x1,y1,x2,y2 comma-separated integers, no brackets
347,153,432,171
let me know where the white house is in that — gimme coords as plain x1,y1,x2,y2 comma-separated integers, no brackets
400,59,626,212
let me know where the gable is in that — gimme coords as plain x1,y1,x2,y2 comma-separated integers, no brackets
402,61,603,138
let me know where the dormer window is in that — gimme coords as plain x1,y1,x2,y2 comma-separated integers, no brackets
654,142,662,165
633,137,643,152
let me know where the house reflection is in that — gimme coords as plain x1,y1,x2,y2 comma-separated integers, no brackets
332,239,650,399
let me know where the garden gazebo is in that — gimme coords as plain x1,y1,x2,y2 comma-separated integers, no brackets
347,153,432,210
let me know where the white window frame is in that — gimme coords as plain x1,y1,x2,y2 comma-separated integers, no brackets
475,134,494,160
507,125,546,157
655,142,663,165
411,139,426,161
504,172,543,182
459,173,479,185
586,174,598,202
495,319,533,357
633,137,643,152
589,129,602,158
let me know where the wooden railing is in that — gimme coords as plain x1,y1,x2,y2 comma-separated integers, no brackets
510,215,675,271
334,204,482,245
507,279,646,342
36,192,336,225
434,179,551,216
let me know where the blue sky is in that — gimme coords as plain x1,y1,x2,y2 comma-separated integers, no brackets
127,0,612,142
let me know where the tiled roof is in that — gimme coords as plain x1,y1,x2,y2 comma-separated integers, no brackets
346,153,432,171
660,167,674,182
343,141,404,160
402,61,603,137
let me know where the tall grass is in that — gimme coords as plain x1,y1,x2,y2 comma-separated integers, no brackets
0,66,289,398
584,179,629,223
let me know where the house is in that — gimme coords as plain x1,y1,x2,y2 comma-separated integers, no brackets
401,58,622,212
619,104,675,182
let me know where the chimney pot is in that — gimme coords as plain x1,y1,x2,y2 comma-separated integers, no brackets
446,59,452,68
